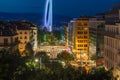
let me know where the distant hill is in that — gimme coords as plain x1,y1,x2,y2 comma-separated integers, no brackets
0,12,72,27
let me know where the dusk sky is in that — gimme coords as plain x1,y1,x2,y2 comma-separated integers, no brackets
0,0,120,17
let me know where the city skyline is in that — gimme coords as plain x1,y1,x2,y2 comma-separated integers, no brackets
0,0,120,17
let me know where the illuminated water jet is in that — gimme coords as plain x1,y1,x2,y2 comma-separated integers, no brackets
44,0,52,32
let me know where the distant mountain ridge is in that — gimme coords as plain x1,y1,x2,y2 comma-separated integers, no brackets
0,12,72,27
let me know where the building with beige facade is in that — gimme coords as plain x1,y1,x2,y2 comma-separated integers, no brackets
15,21,38,55
104,23,120,79
0,21,38,55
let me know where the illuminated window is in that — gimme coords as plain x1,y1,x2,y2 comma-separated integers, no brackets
84,40,88,43
78,40,83,43
84,44,88,47
78,49,83,50
78,32,83,34
84,36,87,38
78,36,83,39
78,45,83,47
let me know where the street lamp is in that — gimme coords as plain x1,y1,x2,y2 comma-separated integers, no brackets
35,58,39,62
35,58,42,69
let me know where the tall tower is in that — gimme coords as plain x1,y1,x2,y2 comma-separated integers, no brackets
44,0,53,32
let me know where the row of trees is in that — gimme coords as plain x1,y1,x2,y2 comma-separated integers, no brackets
0,49,115,80
38,27,66,46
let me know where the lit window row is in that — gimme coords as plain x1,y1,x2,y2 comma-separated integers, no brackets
78,40,88,43
77,36,88,39
20,36,27,39
20,32,28,34
77,31,88,34
78,44,88,47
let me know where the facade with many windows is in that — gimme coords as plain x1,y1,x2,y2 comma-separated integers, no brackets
89,18,105,66
0,21,38,55
69,18,89,61
17,28,31,54
104,23,120,78
0,22,18,51
15,21,38,55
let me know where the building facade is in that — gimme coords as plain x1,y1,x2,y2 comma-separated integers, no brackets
0,22,18,51
17,27,31,55
0,21,38,55
69,18,89,62
89,18,105,65
104,23,120,78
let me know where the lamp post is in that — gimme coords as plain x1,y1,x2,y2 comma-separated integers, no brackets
35,57,42,69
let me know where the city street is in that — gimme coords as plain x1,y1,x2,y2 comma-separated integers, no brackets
38,46,71,58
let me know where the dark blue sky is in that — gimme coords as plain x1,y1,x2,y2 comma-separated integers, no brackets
0,0,120,17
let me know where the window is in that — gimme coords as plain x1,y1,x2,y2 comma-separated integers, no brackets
4,38,8,45
78,40,83,43
84,36,87,38
25,32,27,34
84,23,88,26
78,32,83,34
15,37,18,42
78,48,83,50
84,31,88,34
78,45,83,47
77,27,83,30
20,36,22,39
25,36,27,39
78,23,82,26
84,40,88,43
20,32,22,34
84,44,88,47
77,36,83,39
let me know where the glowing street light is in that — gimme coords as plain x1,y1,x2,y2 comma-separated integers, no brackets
35,58,39,62
35,58,42,69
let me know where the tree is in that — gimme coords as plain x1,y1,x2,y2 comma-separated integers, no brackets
24,42,34,56
0,51,27,80
90,54,96,61
57,50,75,65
